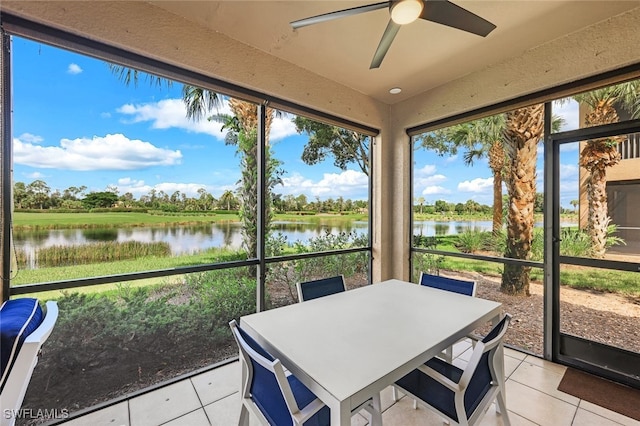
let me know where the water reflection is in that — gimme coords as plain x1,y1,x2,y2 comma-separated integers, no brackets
15,221,370,255
16,220,567,256
414,221,494,236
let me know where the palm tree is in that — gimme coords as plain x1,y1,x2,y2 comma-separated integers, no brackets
109,65,283,258
448,115,506,234
572,82,640,258
501,104,544,296
219,190,236,211
211,98,282,258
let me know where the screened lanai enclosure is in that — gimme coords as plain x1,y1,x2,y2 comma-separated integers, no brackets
1,1,640,421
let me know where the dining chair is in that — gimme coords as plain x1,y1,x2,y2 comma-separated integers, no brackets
393,272,479,406
419,272,477,297
296,275,346,302
420,272,478,362
230,319,382,426
1,299,59,426
393,313,512,426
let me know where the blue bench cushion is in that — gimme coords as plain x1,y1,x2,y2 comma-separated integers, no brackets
0,298,44,393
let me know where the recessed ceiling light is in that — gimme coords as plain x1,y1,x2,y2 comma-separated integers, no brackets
389,87,402,94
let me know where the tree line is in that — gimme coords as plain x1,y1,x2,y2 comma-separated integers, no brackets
13,179,371,214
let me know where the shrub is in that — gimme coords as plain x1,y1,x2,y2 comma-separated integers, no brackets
455,229,486,253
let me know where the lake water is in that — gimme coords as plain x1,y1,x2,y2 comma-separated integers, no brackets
14,219,559,256
14,221,370,256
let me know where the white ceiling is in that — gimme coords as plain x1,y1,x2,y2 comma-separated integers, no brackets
149,1,640,105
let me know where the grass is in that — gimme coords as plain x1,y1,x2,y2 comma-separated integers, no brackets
413,252,639,296
13,211,240,229
10,247,244,286
414,233,639,296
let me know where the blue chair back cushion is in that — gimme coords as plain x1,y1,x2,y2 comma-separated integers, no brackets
395,315,509,423
300,276,345,301
237,325,330,426
0,298,44,392
420,274,474,296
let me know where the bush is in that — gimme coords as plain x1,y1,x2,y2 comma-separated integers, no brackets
455,229,487,253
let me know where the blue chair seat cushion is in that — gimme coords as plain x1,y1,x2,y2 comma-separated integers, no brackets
0,298,44,392
289,375,330,426
396,357,463,422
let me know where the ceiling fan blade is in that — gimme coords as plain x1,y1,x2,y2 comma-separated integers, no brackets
420,0,496,37
291,2,389,29
370,20,401,69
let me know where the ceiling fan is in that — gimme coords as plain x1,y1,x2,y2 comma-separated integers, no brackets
290,0,496,69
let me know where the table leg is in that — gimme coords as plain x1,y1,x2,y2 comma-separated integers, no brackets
330,402,351,425
371,393,383,426
493,314,506,416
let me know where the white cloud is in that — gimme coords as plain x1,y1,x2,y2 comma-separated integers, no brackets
445,155,458,163
422,186,450,195
14,133,182,171
25,171,45,179
18,133,43,144
560,164,579,179
414,164,449,197
270,114,298,141
116,98,298,142
458,177,493,193
553,98,579,131
415,164,437,176
114,177,221,198
67,63,83,74
274,169,368,199
416,174,447,187
117,99,231,139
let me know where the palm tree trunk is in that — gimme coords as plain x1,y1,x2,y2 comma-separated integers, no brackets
488,140,505,234
501,104,543,296
578,98,621,259
585,167,610,258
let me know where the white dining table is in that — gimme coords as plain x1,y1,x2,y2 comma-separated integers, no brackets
240,278,504,425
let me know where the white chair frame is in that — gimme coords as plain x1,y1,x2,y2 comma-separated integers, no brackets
231,319,381,426
395,314,512,426
1,301,58,426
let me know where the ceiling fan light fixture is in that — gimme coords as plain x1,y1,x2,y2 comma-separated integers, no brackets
390,0,423,25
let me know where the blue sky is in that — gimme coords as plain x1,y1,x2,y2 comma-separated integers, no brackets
11,36,579,207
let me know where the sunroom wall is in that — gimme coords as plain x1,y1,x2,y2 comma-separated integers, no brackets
2,2,640,285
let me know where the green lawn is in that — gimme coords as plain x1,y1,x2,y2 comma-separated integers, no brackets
13,211,240,229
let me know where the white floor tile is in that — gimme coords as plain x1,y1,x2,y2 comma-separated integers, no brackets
506,380,577,426
380,394,443,425
59,351,640,426
504,347,528,361
162,408,210,426
578,400,640,426
573,407,630,426
62,401,129,426
510,361,579,405
504,354,523,379
479,403,536,426
191,362,241,406
204,393,260,426
129,380,201,426
522,355,567,376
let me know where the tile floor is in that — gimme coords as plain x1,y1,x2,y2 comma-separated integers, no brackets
58,343,640,426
